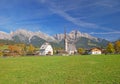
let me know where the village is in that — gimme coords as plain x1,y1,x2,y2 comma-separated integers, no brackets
38,30,103,56
0,31,119,57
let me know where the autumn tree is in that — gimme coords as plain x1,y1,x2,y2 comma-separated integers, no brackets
106,43,115,54
17,44,27,55
0,51,3,56
8,45,22,56
8,45,14,53
77,48,85,55
114,40,120,54
28,44,35,55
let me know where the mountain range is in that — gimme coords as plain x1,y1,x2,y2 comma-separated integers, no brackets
0,29,109,49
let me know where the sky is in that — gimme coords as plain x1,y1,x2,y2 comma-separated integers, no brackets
0,0,120,41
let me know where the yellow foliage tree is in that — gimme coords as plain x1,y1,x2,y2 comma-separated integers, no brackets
114,40,120,54
77,48,85,55
28,44,35,54
106,43,115,54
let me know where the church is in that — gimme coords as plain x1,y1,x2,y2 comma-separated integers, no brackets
64,29,77,55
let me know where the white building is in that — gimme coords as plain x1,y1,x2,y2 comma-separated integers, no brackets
64,29,77,55
39,42,53,55
67,43,77,55
89,48,102,55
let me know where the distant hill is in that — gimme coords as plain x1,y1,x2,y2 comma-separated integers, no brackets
76,37,109,49
30,36,46,47
0,29,109,49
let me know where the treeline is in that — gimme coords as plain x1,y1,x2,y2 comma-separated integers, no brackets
0,43,37,56
77,40,120,55
0,40,120,56
105,40,120,54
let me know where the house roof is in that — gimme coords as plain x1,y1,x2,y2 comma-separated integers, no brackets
90,47,102,52
40,49,45,52
40,42,53,50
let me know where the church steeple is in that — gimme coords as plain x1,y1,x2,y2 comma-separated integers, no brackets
75,30,78,40
64,27,67,52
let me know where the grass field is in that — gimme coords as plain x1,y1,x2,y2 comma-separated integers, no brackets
0,55,120,84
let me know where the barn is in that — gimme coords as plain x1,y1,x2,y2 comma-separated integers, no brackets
39,42,53,55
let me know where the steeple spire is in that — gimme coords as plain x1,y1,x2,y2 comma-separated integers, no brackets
75,30,78,40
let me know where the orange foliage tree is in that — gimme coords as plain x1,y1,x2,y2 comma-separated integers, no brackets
8,44,27,56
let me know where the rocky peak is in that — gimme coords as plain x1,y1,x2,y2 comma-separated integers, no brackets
54,30,98,41
0,31,12,40
11,29,33,38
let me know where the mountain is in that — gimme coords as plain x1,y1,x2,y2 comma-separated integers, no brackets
11,29,57,43
76,37,109,49
30,36,46,47
54,30,98,41
54,30,109,49
0,29,109,48
0,31,12,40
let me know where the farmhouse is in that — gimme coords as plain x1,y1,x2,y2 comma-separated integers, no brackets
39,42,53,55
88,48,102,55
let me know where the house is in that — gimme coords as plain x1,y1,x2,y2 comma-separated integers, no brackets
88,48,102,55
39,42,53,55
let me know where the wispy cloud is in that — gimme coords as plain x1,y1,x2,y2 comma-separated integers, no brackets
50,8,99,28
90,31,120,35
84,0,120,18
43,1,116,32
96,0,120,8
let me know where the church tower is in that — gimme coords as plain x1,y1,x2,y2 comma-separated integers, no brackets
64,28,68,52
75,30,78,40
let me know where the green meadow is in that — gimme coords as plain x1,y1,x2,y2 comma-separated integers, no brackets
0,55,120,84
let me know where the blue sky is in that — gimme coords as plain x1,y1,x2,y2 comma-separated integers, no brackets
0,0,120,41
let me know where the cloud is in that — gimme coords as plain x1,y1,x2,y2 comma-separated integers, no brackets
84,0,120,18
96,0,120,8
90,31,120,35
50,8,98,28
46,1,116,32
